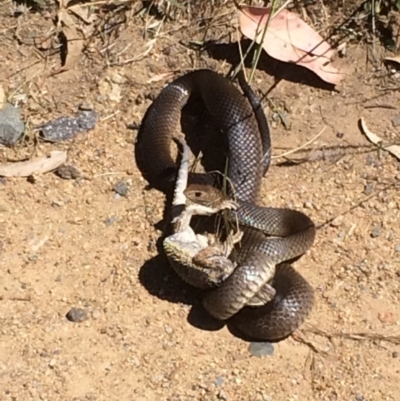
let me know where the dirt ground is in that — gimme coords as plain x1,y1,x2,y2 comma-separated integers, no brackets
1,1,400,401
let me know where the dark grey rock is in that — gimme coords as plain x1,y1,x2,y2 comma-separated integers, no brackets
41,110,97,141
248,342,274,357
113,181,129,197
66,307,88,323
0,103,25,147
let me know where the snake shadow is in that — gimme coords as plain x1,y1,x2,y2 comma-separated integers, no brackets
138,223,226,333
138,230,296,343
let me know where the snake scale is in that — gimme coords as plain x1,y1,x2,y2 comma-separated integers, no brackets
135,69,316,340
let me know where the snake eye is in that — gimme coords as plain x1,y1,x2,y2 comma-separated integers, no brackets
194,191,202,198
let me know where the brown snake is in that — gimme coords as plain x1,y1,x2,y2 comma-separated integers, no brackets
135,69,316,340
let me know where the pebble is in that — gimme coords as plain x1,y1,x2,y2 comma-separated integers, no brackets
304,200,313,209
113,181,129,197
214,376,224,387
66,307,88,323
0,103,25,146
370,227,381,238
91,310,101,319
392,351,398,358
391,114,400,127
363,183,374,195
248,342,274,357
41,110,97,141
395,244,400,252
164,325,173,334
0,177,6,185
104,216,119,226
330,215,344,227
355,393,364,401
55,165,81,180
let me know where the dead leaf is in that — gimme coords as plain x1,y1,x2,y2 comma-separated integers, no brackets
238,6,344,85
359,117,400,160
0,151,67,177
384,56,400,65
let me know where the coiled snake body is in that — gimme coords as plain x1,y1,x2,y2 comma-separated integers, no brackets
135,69,316,340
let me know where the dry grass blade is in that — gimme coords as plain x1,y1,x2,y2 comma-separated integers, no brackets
359,117,400,160
272,126,326,159
303,326,400,345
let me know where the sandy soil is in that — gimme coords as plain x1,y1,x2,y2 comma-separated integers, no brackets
0,2,400,401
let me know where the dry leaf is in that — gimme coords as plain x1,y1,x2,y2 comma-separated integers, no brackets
359,117,400,160
384,56,400,65
238,6,344,85
0,151,67,177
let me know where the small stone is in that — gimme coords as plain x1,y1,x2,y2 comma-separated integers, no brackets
41,110,97,141
370,227,381,238
164,325,173,334
113,181,129,197
330,215,344,227
355,393,364,401
0,177,6,185
66,307,88,323
363,183,374,195
27,175,36,184
392,351,398,358
395,244,400,252
392,114,400,127
104,216,119,226
336,132,344,138
214,376,224,387
304,200,313,209
248,342,274,357
91,310,101,319
0,103,25,147
55,165,81,180
48,359,57,368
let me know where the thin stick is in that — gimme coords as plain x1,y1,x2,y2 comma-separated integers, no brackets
272,126,326,159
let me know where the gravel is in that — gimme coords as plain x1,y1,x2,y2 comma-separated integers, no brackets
113,181,129,197
0,103,25,146
66,307,88,322
370,227,381,238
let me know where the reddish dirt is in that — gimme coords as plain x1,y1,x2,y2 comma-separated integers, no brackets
0,2,400,401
